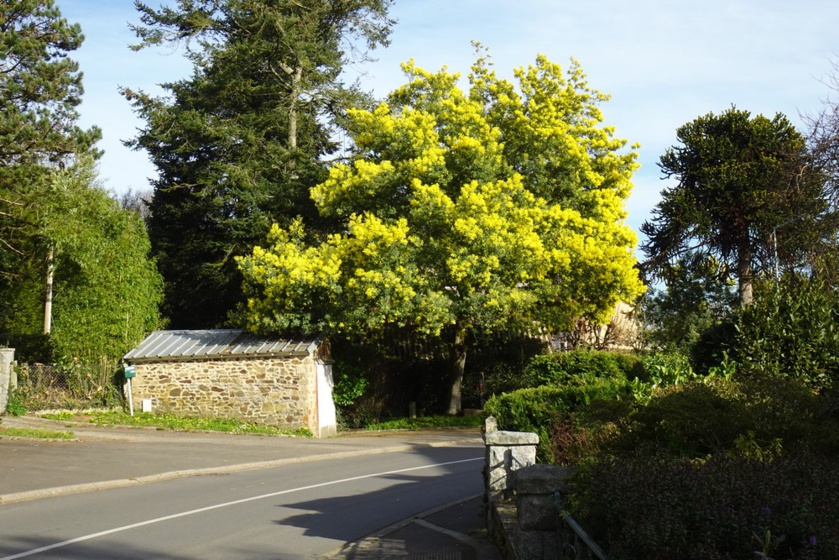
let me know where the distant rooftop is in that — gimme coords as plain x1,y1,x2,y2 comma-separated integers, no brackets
123,329,318,363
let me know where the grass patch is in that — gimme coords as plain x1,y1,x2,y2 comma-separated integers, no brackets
364,415,483,431
0,426,74,440
35,410,481,435
85,411,312,437
40,411,75,421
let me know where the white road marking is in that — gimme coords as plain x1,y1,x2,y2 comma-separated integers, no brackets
1,457,483,559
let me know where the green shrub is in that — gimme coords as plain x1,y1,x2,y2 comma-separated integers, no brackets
639,351,696,385
548,401,631,466
571,450,838,560
490,354,839,465
690,278,839,387
522,349,640,388
606,377,839,460
5,387,27,416
621,351,701,405
617,382,751,457
690,318,737,375
555,353,839,559
733,278,839,390
485,378,633,463
485,384,565,427
612,352,643,379
332,362,369,407
737,376,839,457
522,354,573,386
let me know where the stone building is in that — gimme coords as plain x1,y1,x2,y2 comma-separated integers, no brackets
122,329,337,438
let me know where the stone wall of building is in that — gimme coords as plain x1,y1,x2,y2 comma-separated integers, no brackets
129,355,317,433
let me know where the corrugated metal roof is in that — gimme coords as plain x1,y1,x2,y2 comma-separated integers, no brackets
123,330,318,363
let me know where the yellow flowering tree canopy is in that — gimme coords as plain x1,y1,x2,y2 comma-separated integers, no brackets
238,51,644,412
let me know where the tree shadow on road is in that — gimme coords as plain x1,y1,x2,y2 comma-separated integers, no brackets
273,444,484,545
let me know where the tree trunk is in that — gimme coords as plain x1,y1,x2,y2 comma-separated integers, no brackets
287,65,302,179
445,328,467,416
288,65,301,150
43,246,54,335
737,240,753,305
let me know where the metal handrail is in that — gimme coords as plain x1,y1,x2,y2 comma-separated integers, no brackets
555,491,610,560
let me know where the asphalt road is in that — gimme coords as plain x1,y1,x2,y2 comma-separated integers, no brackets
0,444,484,560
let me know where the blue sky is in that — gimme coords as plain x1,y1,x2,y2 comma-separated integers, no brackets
60,0,838,238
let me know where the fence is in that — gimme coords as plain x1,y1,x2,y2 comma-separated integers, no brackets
15,359,124,411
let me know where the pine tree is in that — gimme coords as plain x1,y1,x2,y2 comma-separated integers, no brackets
0,0,102,272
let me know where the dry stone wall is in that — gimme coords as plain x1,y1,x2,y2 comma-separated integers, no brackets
129,356,317,433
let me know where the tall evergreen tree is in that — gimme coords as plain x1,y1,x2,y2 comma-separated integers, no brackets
0,0,101,274
124,0,394,328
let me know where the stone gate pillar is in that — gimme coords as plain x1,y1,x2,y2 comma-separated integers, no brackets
0,348,16,414
484,416,539,501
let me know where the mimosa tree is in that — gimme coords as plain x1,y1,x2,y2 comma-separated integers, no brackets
238,51,644,413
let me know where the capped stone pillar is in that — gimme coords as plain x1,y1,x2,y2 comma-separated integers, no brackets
0,348,16,414
483,416,539,502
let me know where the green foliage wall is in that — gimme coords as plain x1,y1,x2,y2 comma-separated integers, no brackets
50,203,163,362
0,161,163,363
0,1,155,364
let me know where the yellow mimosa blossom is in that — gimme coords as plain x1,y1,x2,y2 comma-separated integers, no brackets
238,50,644,341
